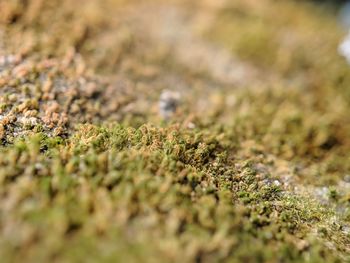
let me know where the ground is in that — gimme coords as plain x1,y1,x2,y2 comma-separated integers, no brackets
0,0,349,262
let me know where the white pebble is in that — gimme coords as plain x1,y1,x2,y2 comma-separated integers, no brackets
159,90,180,120
338,30,350,64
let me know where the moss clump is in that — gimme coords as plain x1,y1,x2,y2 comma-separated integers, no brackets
0,124,348,262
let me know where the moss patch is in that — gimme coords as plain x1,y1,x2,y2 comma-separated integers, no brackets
0,0,350,262
0,125,349,262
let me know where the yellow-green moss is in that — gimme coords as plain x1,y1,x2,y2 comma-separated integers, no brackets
0,125,348,262
0,0,350,262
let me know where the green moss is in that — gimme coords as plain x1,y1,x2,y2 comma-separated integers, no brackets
0,124,348,262
1,0,350,262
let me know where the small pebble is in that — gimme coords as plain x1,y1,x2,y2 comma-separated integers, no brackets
338,30,350,64
158,90,180,120
273,180,281,187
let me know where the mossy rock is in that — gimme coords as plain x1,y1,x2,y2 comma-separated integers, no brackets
0,0,349,262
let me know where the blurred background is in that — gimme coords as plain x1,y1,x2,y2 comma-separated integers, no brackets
0,0,350,158
0,0,350,182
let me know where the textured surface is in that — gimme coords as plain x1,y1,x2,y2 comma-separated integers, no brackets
0,0,349,262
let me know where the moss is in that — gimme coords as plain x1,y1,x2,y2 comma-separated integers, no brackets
0,124,348,262
0,0,350,262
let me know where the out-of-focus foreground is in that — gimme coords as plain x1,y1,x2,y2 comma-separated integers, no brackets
0,0,349,262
